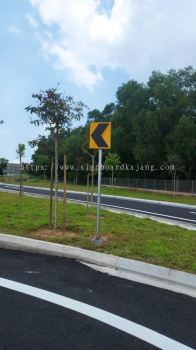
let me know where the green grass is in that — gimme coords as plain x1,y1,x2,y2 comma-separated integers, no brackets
0,191,195,274
1,175,196,205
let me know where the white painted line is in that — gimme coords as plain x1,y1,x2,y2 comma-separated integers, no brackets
101,203,196,224
0,277,193,350
1,182,195,209
190,212,196,215
2,185,195,224
30,196,195,229
1,186,195,227
0,188,19,194
64,197,196,224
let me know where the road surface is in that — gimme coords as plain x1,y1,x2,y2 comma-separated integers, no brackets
0,183,196,228
0,249,195,350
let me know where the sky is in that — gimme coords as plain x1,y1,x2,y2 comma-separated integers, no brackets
0,0,196,162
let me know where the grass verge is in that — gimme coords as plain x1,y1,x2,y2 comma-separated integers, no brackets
0,192,195,274
1,175,196,205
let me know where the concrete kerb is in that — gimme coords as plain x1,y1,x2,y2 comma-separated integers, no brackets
0,233,195,298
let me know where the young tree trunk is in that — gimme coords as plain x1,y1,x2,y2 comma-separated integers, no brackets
19,155,22,197
90,156,95,206
49,157,54,229
173,171,176,193
112,170,114,189
63,154,67,231
54,131,58,229
86,173,90,213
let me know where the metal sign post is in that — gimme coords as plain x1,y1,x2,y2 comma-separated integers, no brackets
89,122,111,245
94,148,102,243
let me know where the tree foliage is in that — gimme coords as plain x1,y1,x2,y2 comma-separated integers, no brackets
29,67,196,180
25,87,87,132
26,87,87,227
16,144,25,159
104,152,120,171
166,116,196,179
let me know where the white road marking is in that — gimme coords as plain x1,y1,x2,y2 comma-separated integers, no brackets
190,212,196,215
0,277,194,350
51,197,195,228
25,192,196,225
1,185,195,225
101,203,196,224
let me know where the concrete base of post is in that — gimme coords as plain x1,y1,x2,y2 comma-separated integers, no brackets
91,237,105,245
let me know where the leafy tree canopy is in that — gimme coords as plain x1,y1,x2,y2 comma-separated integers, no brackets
29,67,196,179
26,87,87,133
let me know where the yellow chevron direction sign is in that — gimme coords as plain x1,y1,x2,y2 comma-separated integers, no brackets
89,122,111,149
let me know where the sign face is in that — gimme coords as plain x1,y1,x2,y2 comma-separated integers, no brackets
89,122,111,149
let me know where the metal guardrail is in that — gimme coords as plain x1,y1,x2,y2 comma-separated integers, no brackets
102,178,196,194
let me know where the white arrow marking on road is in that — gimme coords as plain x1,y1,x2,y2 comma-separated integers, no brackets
0,277,194,350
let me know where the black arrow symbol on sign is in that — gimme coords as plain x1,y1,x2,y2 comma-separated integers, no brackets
91,123,109,147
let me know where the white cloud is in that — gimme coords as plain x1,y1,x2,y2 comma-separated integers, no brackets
29,0,196,88
6,25,22,35
26,13,39,29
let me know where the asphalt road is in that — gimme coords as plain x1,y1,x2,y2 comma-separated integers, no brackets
0,183,196,227
0,249,195,350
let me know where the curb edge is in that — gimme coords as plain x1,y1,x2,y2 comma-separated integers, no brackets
0,233,195,298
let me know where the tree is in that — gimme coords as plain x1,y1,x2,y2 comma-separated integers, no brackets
112,80,149,165
29,66,196,181
16,144,25,197
130,67,196,177
0,120,4,125
87,104,115,123
133,110,163,166
164,154,184,191
25,87,87,228
64,127,84,183
29,135,54,178
87,109,102,123
101,103,115,121
34,154,50,182
177,66,196,120
104,152,120,187
0,158,8,175
166,116,196,179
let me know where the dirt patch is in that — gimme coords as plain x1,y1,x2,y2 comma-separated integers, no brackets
91,233,112,242
86,213,96,219
30,228,112,243
31,228,78,239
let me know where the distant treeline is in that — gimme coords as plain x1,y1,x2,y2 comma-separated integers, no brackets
29,66,196,182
